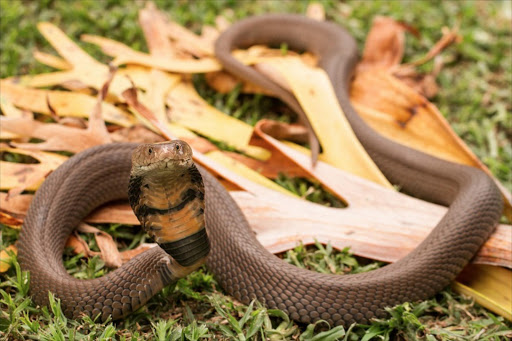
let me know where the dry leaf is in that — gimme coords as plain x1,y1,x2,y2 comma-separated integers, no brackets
392,27,461,98
358,16,418,71
82,32,221,73
120,244,157,263
1,69,115,153
0,192,32,215
248,123,512,268
2,114,109,153
455,265,512,321
205,150,294,196
205,71,273,95
350,70,486,168
0,245,17,273
76,223,122,268
166,19,214,57
306,2,325,21
257,120,309,144
33,50,72,70
0,212,22,229
34,22,135,98
0,147,67,196
166,82,271,160
200,25,222,49
65,233,93,257
0,81,134,127
139,2,178,57
254,57,392,187
110,125,166,144
407,26,461,67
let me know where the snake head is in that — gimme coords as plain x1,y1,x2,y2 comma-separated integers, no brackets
131,140,193,176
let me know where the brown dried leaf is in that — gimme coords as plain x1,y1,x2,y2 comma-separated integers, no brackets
139,2,177,57
77,223,122,268
350,70,485,168
0,147,67,196
120,244,156,263
122,84,175,139
358,16,418,71
166,20,214,57
248,123,512,268
110,125,166,144
0,192,32,215
392,27,460,98
205,71,273,95
407,26,461,67
65,233,94,257
87,202,138,225
257,120,309,144
1,69,115,153
2,114,109,153
82,32,220,73
0,212,22,229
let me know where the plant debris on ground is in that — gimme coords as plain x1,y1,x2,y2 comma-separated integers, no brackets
1,0,511,340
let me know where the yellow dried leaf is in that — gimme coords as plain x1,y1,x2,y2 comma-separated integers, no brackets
256,57,391,187
165,20,214,57
350,69,512,218
166,82,271,160
306,2,325,21
0,245,17,273
82,33,220,73
455,265,512,321
0,82,134,127
0,212,22,229
38,22,101,68
205,150,294,197
33,50,72,70
113,53,221,73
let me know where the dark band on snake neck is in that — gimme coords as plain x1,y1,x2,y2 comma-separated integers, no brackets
17,14,503,326
128,141,209,269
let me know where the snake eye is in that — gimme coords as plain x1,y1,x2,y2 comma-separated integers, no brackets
148,148,153,155
176,145,180,151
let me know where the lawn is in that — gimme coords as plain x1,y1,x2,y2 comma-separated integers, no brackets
1,0,511,340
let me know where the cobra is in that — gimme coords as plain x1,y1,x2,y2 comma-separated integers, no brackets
17,14,503,326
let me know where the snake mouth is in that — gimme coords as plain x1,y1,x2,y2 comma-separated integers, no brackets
133,157,193,176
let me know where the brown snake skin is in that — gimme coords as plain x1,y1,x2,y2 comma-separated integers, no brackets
18,14,503,326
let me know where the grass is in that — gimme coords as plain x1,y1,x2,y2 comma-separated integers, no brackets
1,0,511,340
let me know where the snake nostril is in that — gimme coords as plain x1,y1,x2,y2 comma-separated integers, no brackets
148,148,153,155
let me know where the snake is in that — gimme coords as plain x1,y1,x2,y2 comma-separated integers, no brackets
17,14,503,327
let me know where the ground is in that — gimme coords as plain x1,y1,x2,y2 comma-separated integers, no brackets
0,0,511,340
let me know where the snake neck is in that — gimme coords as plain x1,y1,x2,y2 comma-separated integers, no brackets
128,163,209,269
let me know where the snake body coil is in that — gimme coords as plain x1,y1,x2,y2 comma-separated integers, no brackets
18,15,503,326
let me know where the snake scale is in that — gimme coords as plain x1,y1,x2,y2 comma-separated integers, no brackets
17,14,503,326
